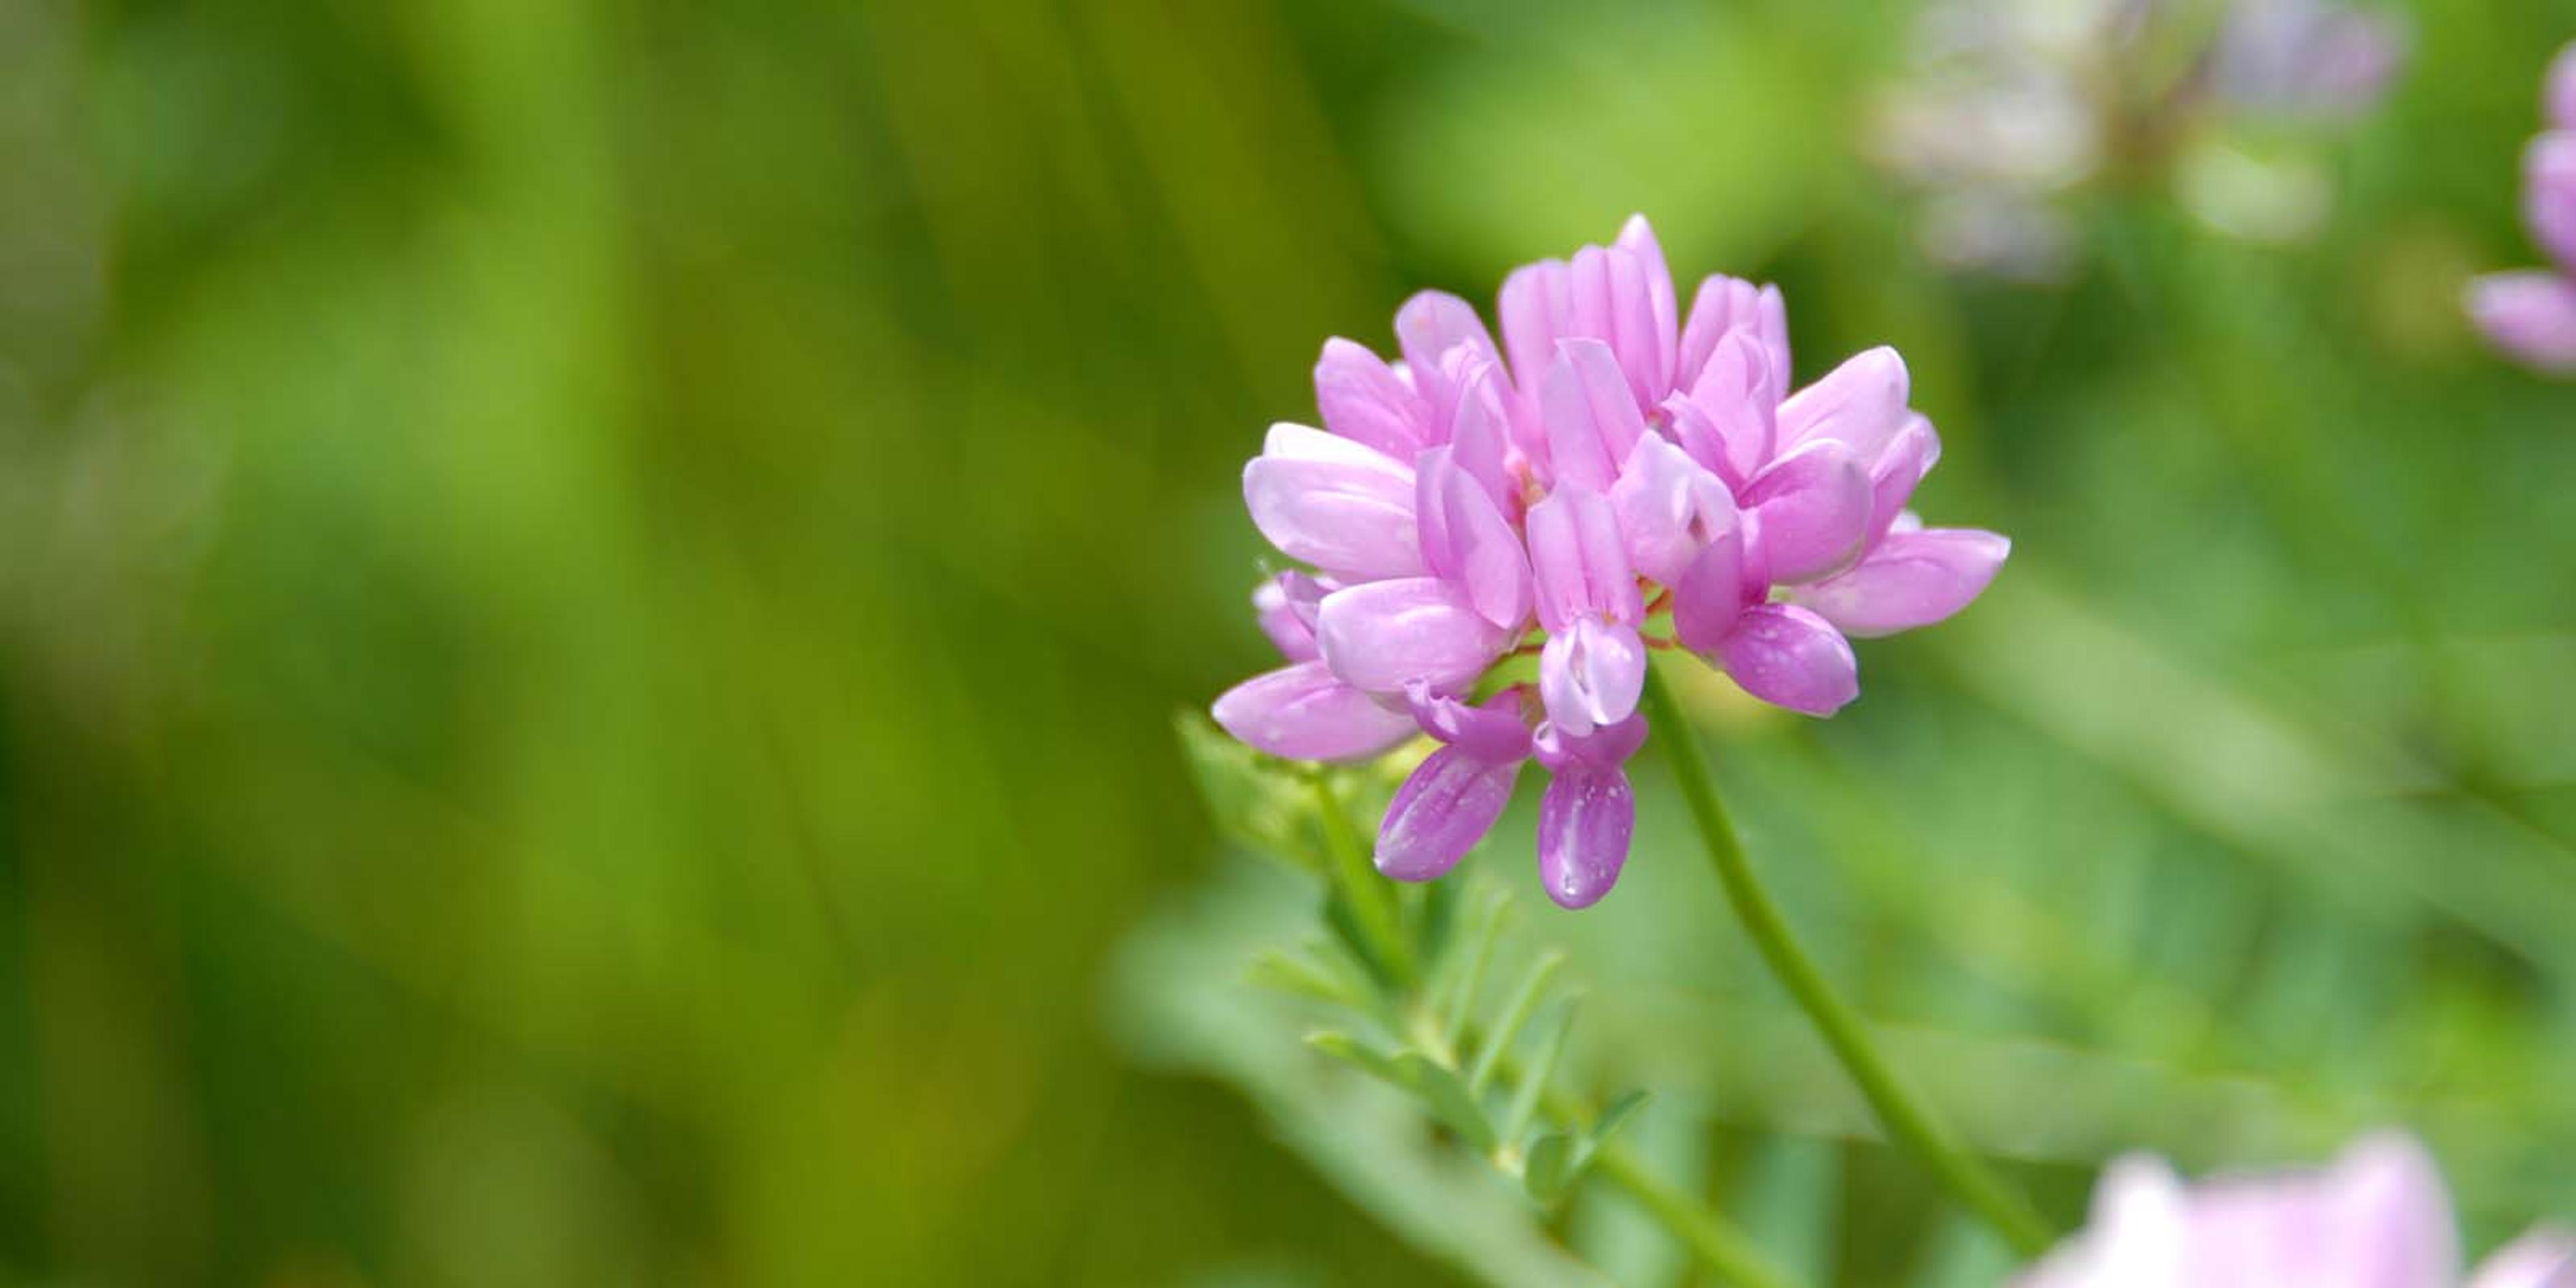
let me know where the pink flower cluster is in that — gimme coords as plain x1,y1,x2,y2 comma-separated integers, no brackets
2469,44,2576,374
2021,1133,2573,1288
1213,217,2008,908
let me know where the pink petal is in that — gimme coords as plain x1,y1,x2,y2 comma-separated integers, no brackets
1396,290,1503,429
1793,529,2008,638
1403,681,1535,763
1375,746,1525,881
1538,616,1646,737
2526,133,2576,275
1572,244,1668,409
1864,415,1942,551
1670,528,1750,653
1742,438,1875,585
1672,330,1780,488
1313,577,1514,694
1499,259,1574,395
1778,346,1911,462
1525,484,1640,633
1677,274,1790,399
2314,1133,2461,1288
1538,338,1649,490
1244,423,1424,579
2466,271,2576,374
2469,1227,2576,1288
1611,433,1741,586
1536,765,1635,909
1494,263,1570,479
2012,1155,2189,1288
1710,604,1859,717
2551,42,2576,133
1532,710,1648,773
1314,339,1429,459
1444,358,1517,510
1212,661,1418,761
1615,214,1680,396
1416,447,1533,631
1252,571,1329,661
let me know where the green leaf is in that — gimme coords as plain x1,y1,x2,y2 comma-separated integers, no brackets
1469,949,1564,1095
1521,1131,1576,1203
1305,1030,1408,1087
1589,1089,1650,1152
1438,888,1509,1051
1393,1051,1497,1152
1173,712,1325,872
1500,994,1578,1146
1246,949,1364,1010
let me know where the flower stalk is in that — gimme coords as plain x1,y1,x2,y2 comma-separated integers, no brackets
1307,770,1416,986
1591,1145,1797,1288
1638,663,2058,1257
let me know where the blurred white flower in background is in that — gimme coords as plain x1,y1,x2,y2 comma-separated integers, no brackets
1874,0,2408,279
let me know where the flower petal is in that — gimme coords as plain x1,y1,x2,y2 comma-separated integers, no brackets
1864,414,1942,551
1403,680,1534,762
1444,358,1518,511
1500,259,1573,390
1573,244,1668,410
1416,447,1532,631
2465,270,2576,373
1615,214,1680,396
2467,1227,2576,1288
1375,746,1525,881
1672,330,1780,488
1253,571,1330,661
1710,604,1859,717
1676,274,1789,400
1525,484,1641,632
2526,133,2576,275
2313,1133,2460,1288
2011,1155,2189,1288
1743,438,1875,585
1792,529,2008,638
1532,710,1648,773
1396,289,1503,430
1611,434,1740,586
1244,423,1424,579
1670,527,1751,653
1314,339,1428,459
1539,338,1650,490
1315,577,1514,694
1539,617,1646,737
1212,661,1418,761
1778,346,1911,463
1537,766,1635,909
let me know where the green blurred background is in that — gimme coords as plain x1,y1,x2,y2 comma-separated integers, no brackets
5,0,2576,1283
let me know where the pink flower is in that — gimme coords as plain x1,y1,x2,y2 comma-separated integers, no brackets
1214,215,2010,906
2019,1133,2575,1288
2470,43,2576,375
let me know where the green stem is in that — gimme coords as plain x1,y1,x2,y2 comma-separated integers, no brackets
1591,1146,1796,1288
1503,1064,1796,1288
1308,771,1415,987
1638,665,2058,1258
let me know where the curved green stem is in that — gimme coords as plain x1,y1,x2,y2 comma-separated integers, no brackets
1639,665,2058,1258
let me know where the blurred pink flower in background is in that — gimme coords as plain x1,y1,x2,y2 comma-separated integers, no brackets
2468,44,2576,375
1215,217,2008,907
2020,1133,2575,1288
